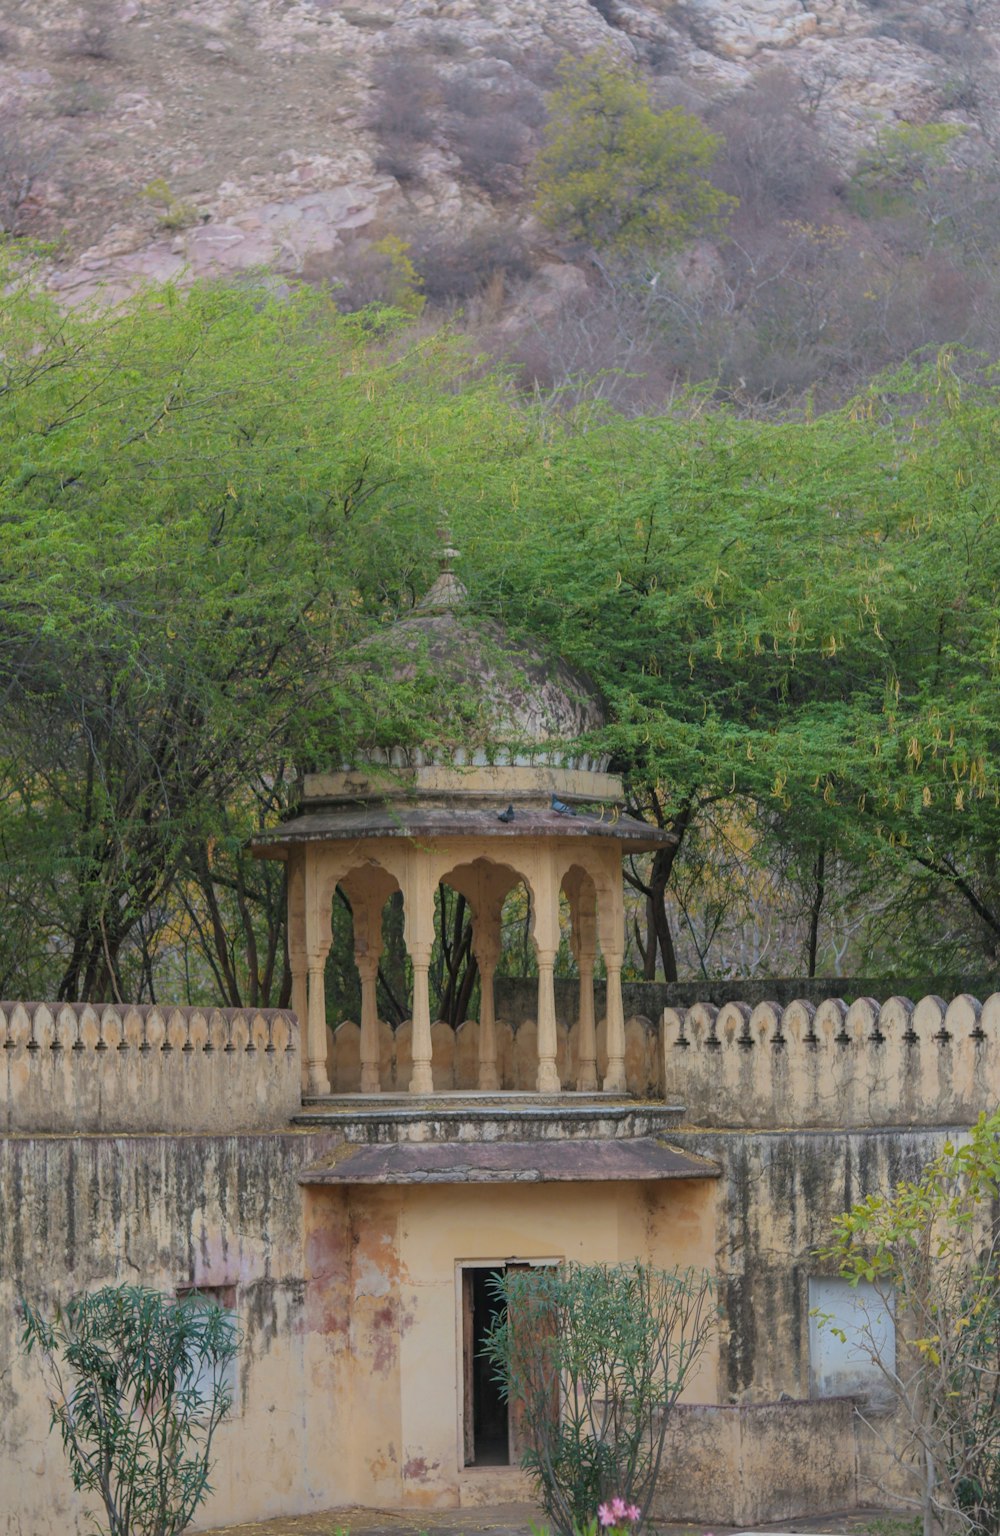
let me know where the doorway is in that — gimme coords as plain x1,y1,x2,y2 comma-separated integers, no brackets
461,1260,557,1469
462,1266,509,1466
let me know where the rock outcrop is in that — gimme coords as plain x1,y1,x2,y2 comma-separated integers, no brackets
0,0,997,302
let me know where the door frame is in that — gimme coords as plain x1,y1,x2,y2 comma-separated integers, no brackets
455,1257,561,1473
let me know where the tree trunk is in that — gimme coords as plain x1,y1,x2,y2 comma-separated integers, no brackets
807,845,826,979
643,895,657,981
648,801,695,983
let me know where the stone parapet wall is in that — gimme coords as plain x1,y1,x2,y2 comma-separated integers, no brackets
328,1013,662,1095
1,1001,300,1133
664,993,1000,1128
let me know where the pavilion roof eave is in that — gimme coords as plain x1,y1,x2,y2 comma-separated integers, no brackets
250,805,676,859
298,1135,721,1185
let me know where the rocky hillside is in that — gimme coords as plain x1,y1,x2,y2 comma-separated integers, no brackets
0,0,995,298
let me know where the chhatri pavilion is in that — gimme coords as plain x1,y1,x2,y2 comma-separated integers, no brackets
253,537,673,1098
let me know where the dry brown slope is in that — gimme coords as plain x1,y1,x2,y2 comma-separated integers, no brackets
1,0,997,302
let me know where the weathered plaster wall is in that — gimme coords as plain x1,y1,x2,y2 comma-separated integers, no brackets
2,1115,954,1529
0,1129,343,1536
654,1398,858,1526
672,1124,954,1505
303,1176,721,1512
1,1003,300,1133
1,1122,722,1534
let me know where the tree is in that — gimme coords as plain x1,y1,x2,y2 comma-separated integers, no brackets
467,355,1000,981
5,249,1000,997
818,1112,1000,1536
481,1262,715,1536
532,57,733,253
0,250,525,1002
21,1285,239,1536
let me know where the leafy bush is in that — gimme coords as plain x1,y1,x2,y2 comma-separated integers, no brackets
142,178,200,232
329,234,425,315
532,56,733,252
848,121,964,219
482,1262,715,1536
22,1284,239,1536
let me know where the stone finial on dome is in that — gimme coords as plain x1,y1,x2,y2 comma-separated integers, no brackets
414,526,468,614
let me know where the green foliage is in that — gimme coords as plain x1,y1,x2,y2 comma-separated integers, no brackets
467,354,1000,978
4,244,1000,995
0,249,522,1001
368,235,426,316
849,122,964,217
819,1113,1000,1536
481,1262,715,1536
141,178,200,231
532,56,733,252
21,1284,239,1536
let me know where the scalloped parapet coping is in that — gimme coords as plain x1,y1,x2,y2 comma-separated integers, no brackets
1,1002,300,1133
663,993,1000,1128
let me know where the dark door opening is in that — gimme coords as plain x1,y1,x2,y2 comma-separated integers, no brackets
462,1267,510,1467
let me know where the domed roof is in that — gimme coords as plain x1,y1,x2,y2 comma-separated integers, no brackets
352,536,607,772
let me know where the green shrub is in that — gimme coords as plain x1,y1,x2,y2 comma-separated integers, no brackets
482,1262,715,1536
532,56,733,253
22,1284,239,1536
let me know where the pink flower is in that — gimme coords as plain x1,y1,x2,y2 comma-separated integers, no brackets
597,1498,641,1530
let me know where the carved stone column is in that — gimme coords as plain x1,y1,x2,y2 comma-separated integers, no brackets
303,851,332,1096
597,852,627,1094
473,924,501,1091
603,961,626,1093
357,954,381,1094
531,858,562,1094
565,868,598,1092
286,850,309,1096
342,867,395,1097
575,949,598,1092
401,856,436,1095
409,948,434,1094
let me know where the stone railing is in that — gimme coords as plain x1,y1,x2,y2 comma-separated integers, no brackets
664,993,1000,1128
1,1001,300,1133
327,1014,662,1095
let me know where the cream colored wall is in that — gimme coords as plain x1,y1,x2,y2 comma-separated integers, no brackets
0,1002,299,1133
305,1178,721,1513
0,1131,326,1536
664,993,1000,1128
